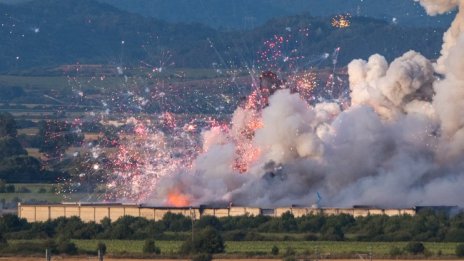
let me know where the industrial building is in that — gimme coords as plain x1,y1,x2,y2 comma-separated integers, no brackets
17,202,418,223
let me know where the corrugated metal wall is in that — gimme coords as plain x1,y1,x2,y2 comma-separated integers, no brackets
17,203,415,223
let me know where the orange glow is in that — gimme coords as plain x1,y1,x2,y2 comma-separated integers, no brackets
167,190,190,207
331,14,351,28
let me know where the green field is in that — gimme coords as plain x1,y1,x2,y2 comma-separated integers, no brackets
0,68,235,91
66,240,460,256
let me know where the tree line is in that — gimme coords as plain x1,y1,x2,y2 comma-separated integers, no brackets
1,209,464,242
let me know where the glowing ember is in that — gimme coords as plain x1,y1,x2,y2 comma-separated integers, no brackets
331,14,351,28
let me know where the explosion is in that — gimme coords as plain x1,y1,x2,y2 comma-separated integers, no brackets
167,190,191,207
68,0,464,208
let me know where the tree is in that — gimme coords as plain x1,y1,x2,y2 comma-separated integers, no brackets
0,113,17,137
194,215,222,231
320,226,344,241
181,227,225,254
0,214,29,233
162,212,192,232
0,137,27,161
37,120,84,158
405,242,425,255
0,155,42,183
281,211,297,232
445,228,464,242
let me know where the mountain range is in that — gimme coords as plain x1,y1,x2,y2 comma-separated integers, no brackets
2,0,455,29
0,0,446,73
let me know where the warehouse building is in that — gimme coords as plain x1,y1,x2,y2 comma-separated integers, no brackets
17,202,417,223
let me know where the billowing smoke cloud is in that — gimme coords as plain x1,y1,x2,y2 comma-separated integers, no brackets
148,0,464,208
417,0,464,73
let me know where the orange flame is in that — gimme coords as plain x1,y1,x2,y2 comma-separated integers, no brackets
167,190,190,207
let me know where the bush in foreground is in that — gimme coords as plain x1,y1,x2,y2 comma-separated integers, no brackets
405,241,425,255
143,239,161,254
181,227,225,254
271,245,279,255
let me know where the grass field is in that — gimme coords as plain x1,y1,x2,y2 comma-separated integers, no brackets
0,68,232,91
67,240,460,256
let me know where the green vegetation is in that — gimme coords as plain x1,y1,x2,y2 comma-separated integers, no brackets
142,239,161,254
180,227,225,254
0,112,57,183
0,209,463,258
405,241,425,255
50,240,464,256
2,210,464,242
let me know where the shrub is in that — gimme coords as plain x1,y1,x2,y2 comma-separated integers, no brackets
405,242,425,255
97,242,106,256
57,240,78,255
445,229,464,242
194,215,222,231
38,188,47,193
456,244,464,257
320,226,344,241
143,239,160,254
180,227,224,254
271,245,279,255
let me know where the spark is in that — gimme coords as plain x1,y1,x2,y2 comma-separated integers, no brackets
331,14,352,28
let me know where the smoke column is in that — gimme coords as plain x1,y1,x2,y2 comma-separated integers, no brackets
145,0,464,208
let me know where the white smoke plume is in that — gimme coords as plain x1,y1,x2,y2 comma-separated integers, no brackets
148,0,464,208
417,0,464,73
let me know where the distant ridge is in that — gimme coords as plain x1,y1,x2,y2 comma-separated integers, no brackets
0,0,445,72
97,0,454,29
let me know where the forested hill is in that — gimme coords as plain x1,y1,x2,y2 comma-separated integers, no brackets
96,0,455,30
0,0,445,73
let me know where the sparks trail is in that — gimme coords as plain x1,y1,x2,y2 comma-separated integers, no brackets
59,1,464,208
